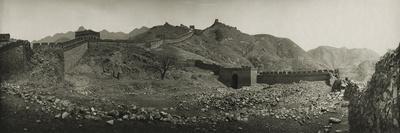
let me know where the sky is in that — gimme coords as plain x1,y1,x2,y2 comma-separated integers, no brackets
0,0,399,54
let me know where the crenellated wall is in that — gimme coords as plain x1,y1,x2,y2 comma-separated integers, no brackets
193,59,339,87
32,42,63,49
31,39,90,73
257,69,338,85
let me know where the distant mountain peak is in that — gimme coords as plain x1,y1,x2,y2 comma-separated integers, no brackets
164,22,173,27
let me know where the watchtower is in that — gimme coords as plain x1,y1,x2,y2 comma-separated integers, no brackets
218,66,257,89
75,30,100,40
0,34,11,42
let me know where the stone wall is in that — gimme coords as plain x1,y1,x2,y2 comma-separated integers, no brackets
146,31,194,49
164,31,194,44
348,44,400,133
0,41,31,81
218,67,257,89
63,41,89,73
29,47,64,85
257,70,337,85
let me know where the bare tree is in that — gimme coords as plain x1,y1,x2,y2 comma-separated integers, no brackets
148,48,179,80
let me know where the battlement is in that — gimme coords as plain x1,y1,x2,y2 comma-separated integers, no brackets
222,66,257,71
32,42,64,49
259,69,338,76
257,69,339,85
75,30,100,40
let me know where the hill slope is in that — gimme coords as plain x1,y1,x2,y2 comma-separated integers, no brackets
308,46,380,81
33,26,148,43
132,20,325,71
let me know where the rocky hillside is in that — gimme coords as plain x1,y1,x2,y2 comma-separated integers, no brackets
33,26,148,43
128,26,149,40
130,23,191,42
347,43,400,133
308,46,380,81
133,20,325,71
308,46,380,68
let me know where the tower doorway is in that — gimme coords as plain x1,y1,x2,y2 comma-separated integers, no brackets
232,74,239,89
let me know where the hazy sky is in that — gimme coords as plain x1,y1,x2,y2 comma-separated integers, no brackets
1,0,399,54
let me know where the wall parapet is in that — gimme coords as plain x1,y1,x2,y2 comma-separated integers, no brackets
257,69,339,85
32,42,64,49
0,40,30,53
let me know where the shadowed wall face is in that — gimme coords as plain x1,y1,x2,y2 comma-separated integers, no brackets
64,42,88,73
218,68,257,89
0,42,31,80
257,72,334,85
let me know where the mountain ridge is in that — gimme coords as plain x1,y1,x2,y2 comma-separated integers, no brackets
32,26,149,43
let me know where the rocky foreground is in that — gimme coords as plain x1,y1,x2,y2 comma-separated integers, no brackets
1,81,349,133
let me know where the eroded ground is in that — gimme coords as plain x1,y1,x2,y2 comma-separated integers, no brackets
0,76,349,133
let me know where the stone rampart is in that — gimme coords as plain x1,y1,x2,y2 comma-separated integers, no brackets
32,42,63,50
0,40,32,81
257,69,338,85
63,41,89,73
164,31,194,44
146,31,194,49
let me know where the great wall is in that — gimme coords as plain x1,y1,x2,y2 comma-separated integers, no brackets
0,40,32,81
0,29,196,81
1,29,338,88
194,60,339,89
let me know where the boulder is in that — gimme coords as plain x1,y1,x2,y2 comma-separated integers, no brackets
329,117,342,124
61,112,70,119
106,120,114,125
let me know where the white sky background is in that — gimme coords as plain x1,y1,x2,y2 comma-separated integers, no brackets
0,0,399,54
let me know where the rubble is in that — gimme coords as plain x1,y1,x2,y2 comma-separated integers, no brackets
61,112,70,119
106,120,114,125
1,80,349,131
0,82,188,125
328,117,342,124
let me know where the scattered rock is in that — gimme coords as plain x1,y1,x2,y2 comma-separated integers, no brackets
122,115,129,120
106,120,114,125
335,129,344,133
329,117,342,124
61,112,70,119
